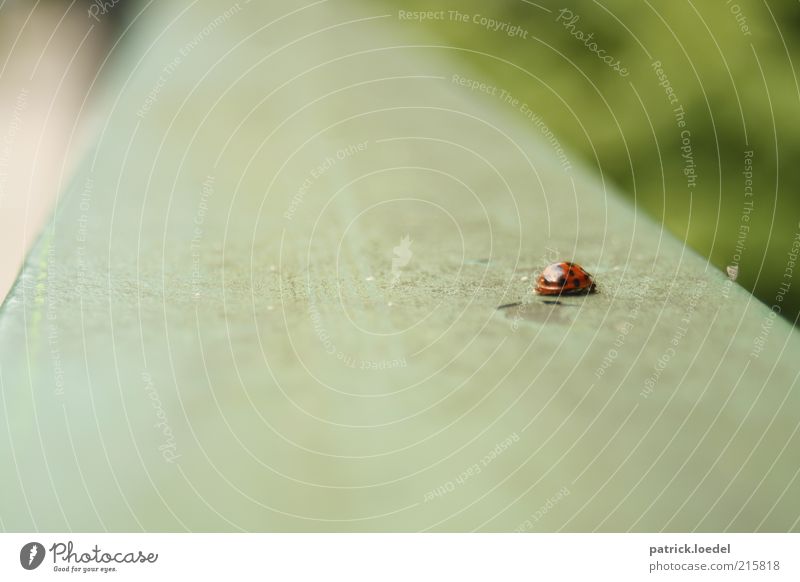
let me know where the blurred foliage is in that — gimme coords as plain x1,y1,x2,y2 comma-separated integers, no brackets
384,0,800,324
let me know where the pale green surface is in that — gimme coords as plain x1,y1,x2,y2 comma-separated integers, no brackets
0,0,799,531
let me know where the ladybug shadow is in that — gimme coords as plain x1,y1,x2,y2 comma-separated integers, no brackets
496,298,580,325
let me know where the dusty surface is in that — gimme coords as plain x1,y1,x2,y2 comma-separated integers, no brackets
0,0,798,531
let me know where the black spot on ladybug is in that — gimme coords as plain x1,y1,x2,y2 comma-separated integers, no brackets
568,269,575,276
573,278,581,287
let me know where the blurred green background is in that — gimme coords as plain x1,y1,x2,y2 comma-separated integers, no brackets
383,0,800,324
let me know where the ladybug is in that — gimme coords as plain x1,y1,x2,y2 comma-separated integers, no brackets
534,261,597,296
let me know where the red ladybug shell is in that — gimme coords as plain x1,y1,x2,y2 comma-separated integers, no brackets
534,262,597,295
